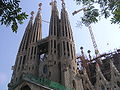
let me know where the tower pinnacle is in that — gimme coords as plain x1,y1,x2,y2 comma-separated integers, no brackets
61,0,65,8
50,0,57,7
30,2,42,43
38,3,42,11
61,0,65,4
30,11,34,20
50,0,53,5
31,11,34,16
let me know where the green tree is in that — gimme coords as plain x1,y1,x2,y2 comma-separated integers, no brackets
74,0,120,26
0,0,28,32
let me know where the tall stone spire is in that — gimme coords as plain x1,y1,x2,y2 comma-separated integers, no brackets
41,0,60,83
61,0,66,8
60,0,75,59
59,0,78,88
19,11,34,52
10,12,34,83
25,3,43,76
49,0,59,37
30,3,42,43
48,0,60,56
60,0,73,40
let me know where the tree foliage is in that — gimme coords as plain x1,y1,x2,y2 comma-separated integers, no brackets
75,0,120,26
0,0,28,32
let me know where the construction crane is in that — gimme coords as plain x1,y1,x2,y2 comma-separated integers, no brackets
72,8,100,57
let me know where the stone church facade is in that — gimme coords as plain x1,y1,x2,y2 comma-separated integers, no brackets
8,0,120,90
8,1,83,90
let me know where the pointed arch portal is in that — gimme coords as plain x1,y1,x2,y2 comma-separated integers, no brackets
21,85,31,90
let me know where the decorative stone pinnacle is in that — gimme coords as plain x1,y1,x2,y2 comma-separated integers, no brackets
80,46,83,50
87,50,91,54
50,0,57,6
61,0,65,3
31,11,34,16
39,3,42,10
30,11,34,20
54,0,57,3
50,2,53,5
80,46,84,55
88,50,91,60
61,0,65,5
50,0,54,6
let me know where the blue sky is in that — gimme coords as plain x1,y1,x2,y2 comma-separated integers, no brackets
0,0,120,90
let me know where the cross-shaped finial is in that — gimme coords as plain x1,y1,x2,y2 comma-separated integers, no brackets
39,3,42,10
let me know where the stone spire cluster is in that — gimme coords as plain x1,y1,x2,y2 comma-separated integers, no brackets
8,1,120,90
9,3,42,86
8,1,82,90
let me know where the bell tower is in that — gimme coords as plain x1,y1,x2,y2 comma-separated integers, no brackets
38,0,60,83
58,0,82,89
9,11,34,85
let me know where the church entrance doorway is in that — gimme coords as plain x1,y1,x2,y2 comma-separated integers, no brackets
21,85,31,90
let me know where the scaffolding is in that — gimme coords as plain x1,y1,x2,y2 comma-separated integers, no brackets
8,74,73,90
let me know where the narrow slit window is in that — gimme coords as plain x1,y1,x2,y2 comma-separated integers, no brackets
34,47,36,54
67,42,70,56
71,44,73,59
31,47,33,55
63,41,65,55
54,40,56,49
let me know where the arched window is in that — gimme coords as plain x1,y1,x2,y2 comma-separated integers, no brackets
21,85,31,90
22,55,26,65
72,80,76,90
